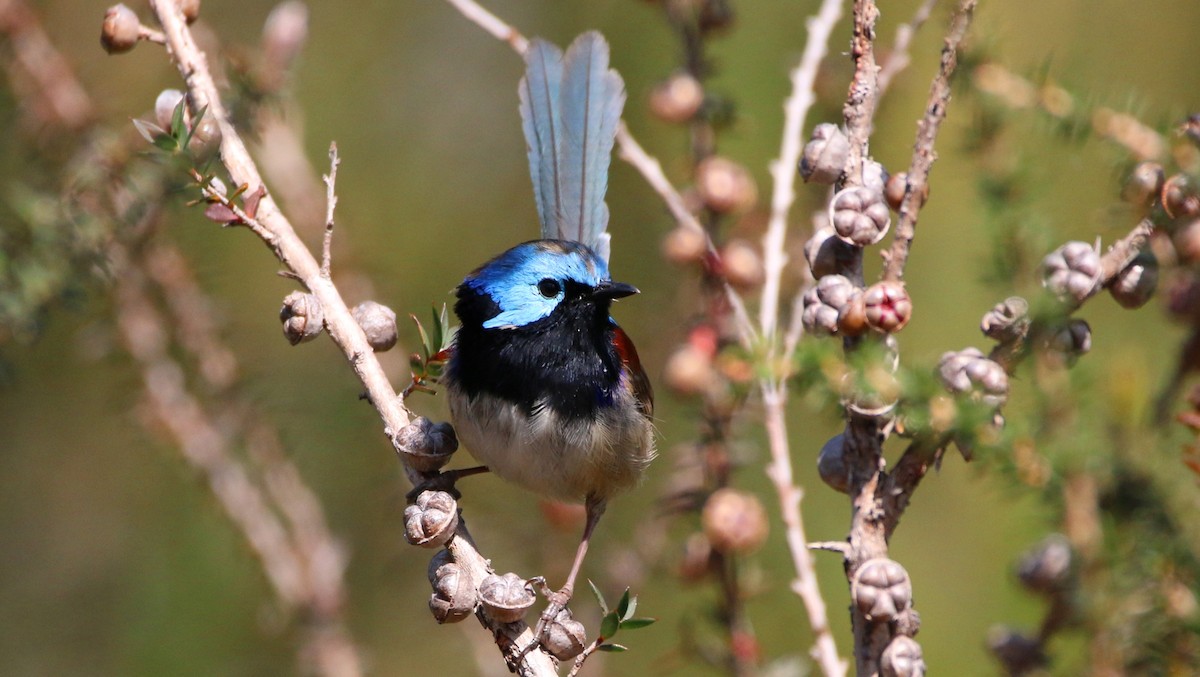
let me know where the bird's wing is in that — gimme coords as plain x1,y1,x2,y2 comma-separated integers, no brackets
611,325,653,419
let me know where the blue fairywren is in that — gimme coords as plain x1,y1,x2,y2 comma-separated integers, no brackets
443,32,655,634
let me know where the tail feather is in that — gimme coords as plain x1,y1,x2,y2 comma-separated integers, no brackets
518,39,565,235
519,31,625,259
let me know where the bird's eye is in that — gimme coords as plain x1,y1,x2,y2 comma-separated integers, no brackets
537,278,562,298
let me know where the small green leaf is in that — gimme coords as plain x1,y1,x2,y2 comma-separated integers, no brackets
620,618,656,630
183,105,209,148
588,579,609,617
621,595,637,621
132,119,166,144
411,314,432,361
597,643,628,653
152,134,179,152
599,611,620,640
430,305,443,355
616,588,632,620
438,304,450,349
170,99,187,142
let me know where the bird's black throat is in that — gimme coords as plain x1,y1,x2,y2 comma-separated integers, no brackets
450,284,623,421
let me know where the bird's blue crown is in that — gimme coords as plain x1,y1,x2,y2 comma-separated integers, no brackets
464,240,610,329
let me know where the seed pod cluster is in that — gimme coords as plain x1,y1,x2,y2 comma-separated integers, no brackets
852,558,912,623
1044,318,1091,364
404,490,459,548
394,417,458,472
980,296,1030,342
830,186,891,246
1109,252,1158,309
427,550,476,623
937,348,1009,407
1016,535,1072,595
701,488,768,554
478,572,535,623
352,300,399,352
881,636,926,677
799,123,849,185
817,433,849,494
804,226,858,278
862,281,912,333
1041,241,1101,306
802,274,858,337
542,608,587,660
101,4,140,54
649,72,705,124
280,291,324,344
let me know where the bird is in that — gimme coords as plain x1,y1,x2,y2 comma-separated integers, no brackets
443,31,655,639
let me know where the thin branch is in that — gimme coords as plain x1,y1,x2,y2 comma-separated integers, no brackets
322,142,339,278
875,0,939,98
442,0,528,54
763,386,848,677
841,0,881,191
146,2,556,673
881,0,977,283
760,0,845,339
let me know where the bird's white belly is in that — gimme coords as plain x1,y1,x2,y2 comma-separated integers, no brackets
447,385,654,502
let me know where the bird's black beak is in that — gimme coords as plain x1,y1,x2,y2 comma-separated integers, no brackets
593,280,639,301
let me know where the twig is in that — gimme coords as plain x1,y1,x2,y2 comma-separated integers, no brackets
876,0,939,98
146,2,556,674
0,0,94,130
442,0,528,54
881,0,977,283
614,123,756,348
752,2,848,675
321,142,339,279
841,0,881,191
763,386,848,677
760,0,845,339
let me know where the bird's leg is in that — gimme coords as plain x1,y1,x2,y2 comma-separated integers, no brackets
521,495,607,657
404,465,490,502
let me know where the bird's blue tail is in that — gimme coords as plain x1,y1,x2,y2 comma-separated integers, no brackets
518,31,625,263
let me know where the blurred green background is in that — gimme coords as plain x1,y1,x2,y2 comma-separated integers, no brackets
3,0,1200,674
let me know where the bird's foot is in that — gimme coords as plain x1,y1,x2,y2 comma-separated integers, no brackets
404,465,489,502
514,577,573,661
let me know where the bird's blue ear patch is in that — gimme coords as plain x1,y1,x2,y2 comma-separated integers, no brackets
465,241,609,329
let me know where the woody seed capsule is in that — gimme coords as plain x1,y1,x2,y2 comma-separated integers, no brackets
938,348,1008,407
280,291,324,344
863,281,912,333
1122,161,1164,208
478,572,535,623
701,488,768,554
980,296,1030,342
881,636,926,677
352,300,398,352
802,274,857,337
817,433,849,494
1109,252,1158,309
799,123,849,185
830,186,891,246
662,226,708,265
696,156,757,213
394,417,458,472
852,558,912,623
101,4,140,54
427,550,476,623
404,490,459,548
543,608,588,660
721,239,765,289
1041,241,1101,306
804,226,857,278
649,72,705,124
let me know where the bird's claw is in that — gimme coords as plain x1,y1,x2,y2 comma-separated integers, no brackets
513,579,573,662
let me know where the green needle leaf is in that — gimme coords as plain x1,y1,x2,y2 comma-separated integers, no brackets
621,618,656,630
597,643,628,653
588,579,608,617
616,588,631,620
600,611,620,639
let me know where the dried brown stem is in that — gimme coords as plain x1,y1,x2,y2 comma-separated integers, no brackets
881,0,977,283
146,2,556,673
321,142,339,278
0,0,94,130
